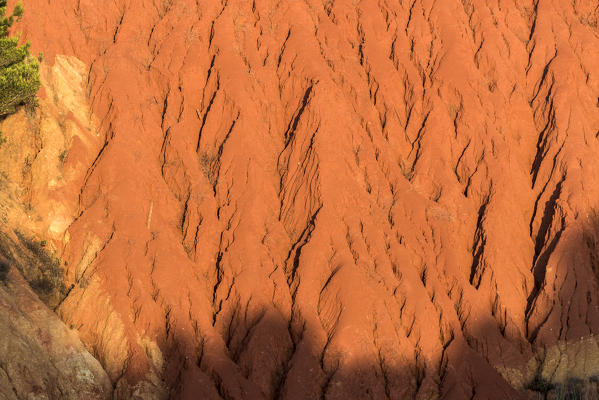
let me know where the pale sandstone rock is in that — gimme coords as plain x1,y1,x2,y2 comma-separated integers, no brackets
0,268,110,399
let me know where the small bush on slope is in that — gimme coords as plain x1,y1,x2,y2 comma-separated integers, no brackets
0,0,40,117
0,231,66,308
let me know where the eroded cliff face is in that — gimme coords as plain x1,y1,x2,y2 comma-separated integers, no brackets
0,55,110,398
2,0,599,399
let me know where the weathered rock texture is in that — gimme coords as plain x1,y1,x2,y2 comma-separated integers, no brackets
0,255,111,400
0,54,110,398
1,0,599,398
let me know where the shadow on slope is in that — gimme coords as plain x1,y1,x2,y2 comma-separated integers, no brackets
0,229,67,308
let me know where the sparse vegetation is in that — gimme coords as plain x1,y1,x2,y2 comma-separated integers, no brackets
22,154,31,175
0,231,66,307
199,151,217,184
0,257,9,281
0,0,41,117
527,375,589,400
527,374,554,394
58,149,68,163
17,233,65,305
447,103,459,118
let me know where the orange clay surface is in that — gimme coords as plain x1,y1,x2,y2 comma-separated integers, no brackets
4,0,599,398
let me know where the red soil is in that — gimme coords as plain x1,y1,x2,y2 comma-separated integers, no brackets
9,0,599,398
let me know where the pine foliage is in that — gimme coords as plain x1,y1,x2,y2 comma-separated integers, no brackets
0,1,40,117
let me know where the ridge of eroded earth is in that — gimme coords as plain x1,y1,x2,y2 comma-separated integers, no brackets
1,0,599,399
